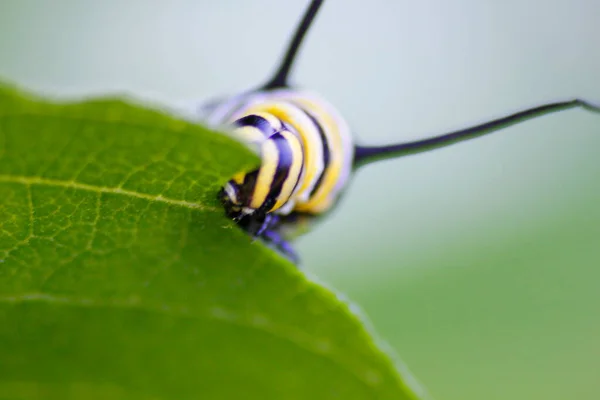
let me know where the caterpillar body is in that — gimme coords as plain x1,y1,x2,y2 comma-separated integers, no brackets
200,0,600,264
202,88,353,261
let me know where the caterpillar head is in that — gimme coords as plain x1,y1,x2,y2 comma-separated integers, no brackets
218,172,261,221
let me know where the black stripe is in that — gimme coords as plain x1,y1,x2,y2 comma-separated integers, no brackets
303,110,330,198
234,114,278,137
264,131,297,212
241,170,259,207
282,121,305,200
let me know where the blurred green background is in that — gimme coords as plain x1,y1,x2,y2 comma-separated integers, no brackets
1,0,599,399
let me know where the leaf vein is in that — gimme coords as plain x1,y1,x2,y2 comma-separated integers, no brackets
34,128,79,178
0,175,217,211
1,185,35,258
86,191,102,251
115,135,182,190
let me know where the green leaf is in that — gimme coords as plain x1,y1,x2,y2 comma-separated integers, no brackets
0,81,427,400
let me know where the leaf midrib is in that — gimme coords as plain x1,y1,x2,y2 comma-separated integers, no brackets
0,175,217,211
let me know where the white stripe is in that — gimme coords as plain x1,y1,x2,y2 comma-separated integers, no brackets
224,182,238,204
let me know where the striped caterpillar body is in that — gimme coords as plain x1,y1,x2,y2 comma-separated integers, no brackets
207,89,353,217
203,89,353,261
200,0,600,264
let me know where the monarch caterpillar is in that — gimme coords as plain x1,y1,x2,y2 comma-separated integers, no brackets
201,0,599,264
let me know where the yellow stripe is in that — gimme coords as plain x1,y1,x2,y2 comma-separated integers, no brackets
233,173,245,185
230,111,284,206
250,139,279,210
272,130,304,211
243,102,323,204
289,96,343,213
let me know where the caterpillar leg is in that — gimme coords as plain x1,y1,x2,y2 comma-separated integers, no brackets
234,213,299,263
255,213,278,237
239,212,280,238
261,229,300,265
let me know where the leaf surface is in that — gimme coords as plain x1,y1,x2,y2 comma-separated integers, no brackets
0,83,426,400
